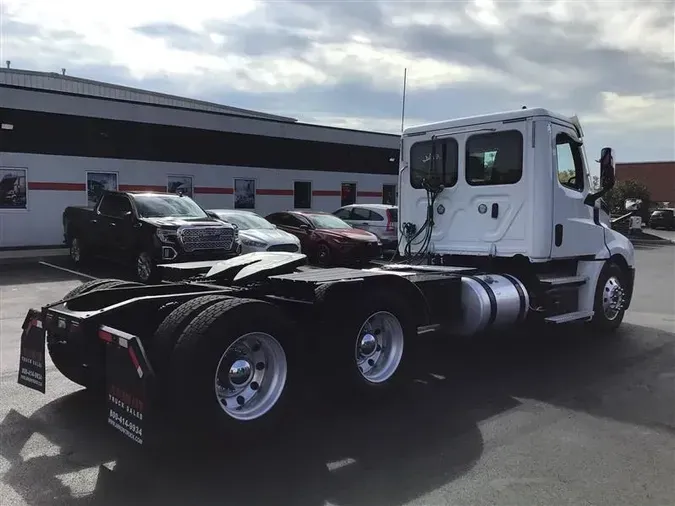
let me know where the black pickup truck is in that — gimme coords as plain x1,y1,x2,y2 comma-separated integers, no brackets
63,191,241,282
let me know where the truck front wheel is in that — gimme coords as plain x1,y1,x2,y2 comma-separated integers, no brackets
136,251,159,283
590,262,628,334
69,237,87,265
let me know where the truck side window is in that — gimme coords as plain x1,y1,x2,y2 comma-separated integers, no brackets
98,195,131,218
465,130,523,186
410,139,458,189
555,133,585,192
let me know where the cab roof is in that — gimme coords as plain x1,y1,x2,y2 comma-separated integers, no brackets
403,107,581,137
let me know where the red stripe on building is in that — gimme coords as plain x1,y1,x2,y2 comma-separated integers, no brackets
28,182,85,191
257,189,294,196
193,187,234,194
313,190,341,197
357,191,383,198
119,184,166,192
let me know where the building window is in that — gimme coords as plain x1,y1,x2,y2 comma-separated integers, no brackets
382,184,397,205
234,178,256,209
555,133,585,192
167,175,194,197
0,107,400,175
410,139,459,189
86,171,118,207
294,181,312,209
465,130,523,186
0,167,27,210
341,182,356,207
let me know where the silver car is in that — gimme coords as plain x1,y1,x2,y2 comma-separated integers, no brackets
332,204,398,249
207,209,301,254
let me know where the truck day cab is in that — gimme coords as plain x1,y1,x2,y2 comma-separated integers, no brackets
18,108,634,444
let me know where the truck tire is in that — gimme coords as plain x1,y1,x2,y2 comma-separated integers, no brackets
135,251,160,283
169,298,298,435
317,286,414,398
151,295,232,378
63,278,132,300
50,279,141,389
589,261,628,334
68,236,88,266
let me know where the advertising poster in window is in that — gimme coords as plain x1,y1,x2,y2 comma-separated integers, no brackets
341,183,356,207
382,184,397,205
0,168,28,209
234,178,256,209
167,175,194,198
87,172,118,206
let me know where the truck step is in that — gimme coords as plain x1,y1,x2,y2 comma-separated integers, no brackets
538,275,588,288
544,310,594,324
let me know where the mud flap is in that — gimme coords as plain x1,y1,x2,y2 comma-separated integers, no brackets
99,326,155,445
17,309,46,393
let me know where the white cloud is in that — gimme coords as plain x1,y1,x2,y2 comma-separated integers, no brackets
585,92,675,130
1,0,673,160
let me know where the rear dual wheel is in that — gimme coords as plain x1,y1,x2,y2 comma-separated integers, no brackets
157,297,297,434
316,286,413,398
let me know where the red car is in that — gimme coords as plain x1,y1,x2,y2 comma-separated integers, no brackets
265,211,382,267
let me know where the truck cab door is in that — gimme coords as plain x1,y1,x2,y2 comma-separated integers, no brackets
549,124,606,258
97,194,136,258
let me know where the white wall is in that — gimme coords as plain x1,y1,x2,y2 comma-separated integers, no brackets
0,152,397,248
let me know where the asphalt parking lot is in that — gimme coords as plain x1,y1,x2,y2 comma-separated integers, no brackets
1,245,674,506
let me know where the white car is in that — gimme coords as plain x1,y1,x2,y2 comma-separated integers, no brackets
332,204,398,249
207,209,301,254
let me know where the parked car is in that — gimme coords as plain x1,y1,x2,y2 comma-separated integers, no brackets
207,209,301,254
648,208,675,230
63,191,241,282
332,204,398,249
265,210,382,266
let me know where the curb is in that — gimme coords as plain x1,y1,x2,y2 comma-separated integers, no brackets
629,238,674,246
0,249,69,266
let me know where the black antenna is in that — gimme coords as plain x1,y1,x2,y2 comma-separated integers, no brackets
400,68,407,133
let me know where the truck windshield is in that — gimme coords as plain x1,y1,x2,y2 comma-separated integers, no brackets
133,195,208,219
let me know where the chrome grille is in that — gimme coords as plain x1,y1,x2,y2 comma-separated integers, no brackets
267,244,300,253
178,226,235,252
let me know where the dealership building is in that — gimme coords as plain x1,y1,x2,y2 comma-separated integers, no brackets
0,68,400,249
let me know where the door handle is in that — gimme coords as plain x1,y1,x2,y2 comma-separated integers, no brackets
109,222,117,227
90,219,97,224
491,203,499,219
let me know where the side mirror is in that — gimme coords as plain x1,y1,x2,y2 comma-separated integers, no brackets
599,147,615,191
299,224,310,231
122,210,133,220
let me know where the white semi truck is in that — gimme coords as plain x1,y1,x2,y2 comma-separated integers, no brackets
17,107,634,444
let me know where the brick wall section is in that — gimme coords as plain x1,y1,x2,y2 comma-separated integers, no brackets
615,161,675,203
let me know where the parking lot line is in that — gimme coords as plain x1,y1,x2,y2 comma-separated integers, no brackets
38,261,98,280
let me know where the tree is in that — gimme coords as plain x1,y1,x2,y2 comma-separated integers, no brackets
605,179,652,218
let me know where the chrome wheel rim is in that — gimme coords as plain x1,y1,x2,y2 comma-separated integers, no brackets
214,332,287,421
355,311,404,384
137,253,152,282
602,276,625,321
70,239,81,262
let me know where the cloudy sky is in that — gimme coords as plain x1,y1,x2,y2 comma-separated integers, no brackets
2,0,674,162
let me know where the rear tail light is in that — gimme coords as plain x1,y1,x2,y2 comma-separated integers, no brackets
386,209,395,232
